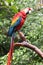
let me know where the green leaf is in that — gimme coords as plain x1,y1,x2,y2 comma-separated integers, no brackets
10,5,18,13
6,0,13,3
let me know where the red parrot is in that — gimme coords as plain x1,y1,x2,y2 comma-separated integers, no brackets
8,8,33,36
7,8,33,65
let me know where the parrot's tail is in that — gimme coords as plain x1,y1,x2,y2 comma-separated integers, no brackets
7,26,14,36
7,34,14,65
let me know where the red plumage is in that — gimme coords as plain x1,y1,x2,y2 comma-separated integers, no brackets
12,11,27,31
7,8,33,65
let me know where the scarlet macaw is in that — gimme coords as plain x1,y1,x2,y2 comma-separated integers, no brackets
8,8,33,36
7,8,33,65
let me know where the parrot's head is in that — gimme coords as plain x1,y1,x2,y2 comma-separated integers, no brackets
23,8,34,14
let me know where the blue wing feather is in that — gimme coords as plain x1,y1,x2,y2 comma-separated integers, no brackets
8,17,21,36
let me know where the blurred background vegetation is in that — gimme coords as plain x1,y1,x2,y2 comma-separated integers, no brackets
0,0,43,65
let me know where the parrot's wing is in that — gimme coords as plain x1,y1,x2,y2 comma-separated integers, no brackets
11,17,21,28
8,17,22,36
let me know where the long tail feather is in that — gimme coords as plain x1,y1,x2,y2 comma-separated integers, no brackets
7,34,14,65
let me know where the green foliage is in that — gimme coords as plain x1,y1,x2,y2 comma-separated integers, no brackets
0,0,43,65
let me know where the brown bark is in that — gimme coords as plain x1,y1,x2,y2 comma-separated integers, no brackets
18,31,26,41
13,31,43,58
14,41,43,58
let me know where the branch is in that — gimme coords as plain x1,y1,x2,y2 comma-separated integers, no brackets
14,41,43,58
18,31,26,41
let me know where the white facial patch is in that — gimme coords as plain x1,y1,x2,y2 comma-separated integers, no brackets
23,8,29,13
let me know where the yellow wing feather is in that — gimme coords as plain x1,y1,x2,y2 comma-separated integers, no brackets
11,17,19,25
